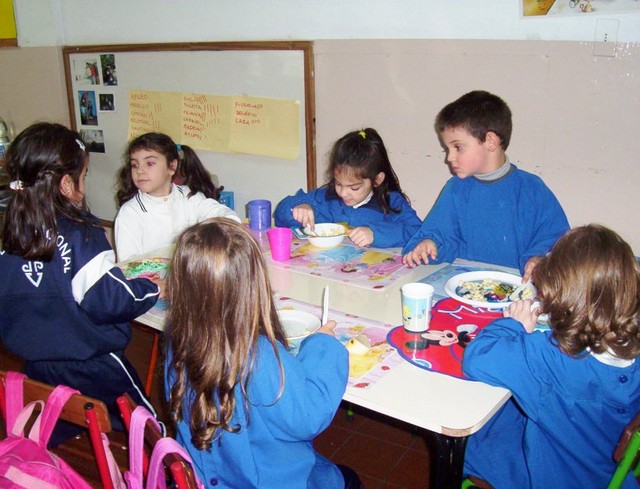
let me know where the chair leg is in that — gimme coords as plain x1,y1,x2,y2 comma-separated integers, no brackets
85,403,115,489
145,332,160,396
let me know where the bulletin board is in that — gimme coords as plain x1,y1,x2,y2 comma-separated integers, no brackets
62,42,316,221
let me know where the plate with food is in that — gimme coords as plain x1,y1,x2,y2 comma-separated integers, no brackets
443,271,535,309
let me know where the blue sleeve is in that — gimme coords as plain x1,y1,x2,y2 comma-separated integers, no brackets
273,187,334,227
517,179,570,270
462,318,548,416
368,193,422,248
250,334,348,440
402,180,460,261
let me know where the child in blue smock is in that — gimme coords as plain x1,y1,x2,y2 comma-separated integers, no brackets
463,224,640,488
274,127,421,249
164,218,363,489
402,90,569,281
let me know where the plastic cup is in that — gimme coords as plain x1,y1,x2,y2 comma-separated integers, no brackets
401,283,435,333
248,199,272,230
267,227,292,262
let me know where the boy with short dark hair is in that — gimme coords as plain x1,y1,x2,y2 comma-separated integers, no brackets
402,90,569,280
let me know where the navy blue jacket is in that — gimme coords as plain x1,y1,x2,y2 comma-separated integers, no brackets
0,216,160,361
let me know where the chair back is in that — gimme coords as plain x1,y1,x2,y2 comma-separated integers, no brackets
0,370,122,489
117,394,202,489
607,412,640,489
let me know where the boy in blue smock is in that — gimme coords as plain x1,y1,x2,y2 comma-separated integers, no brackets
402,90,569,281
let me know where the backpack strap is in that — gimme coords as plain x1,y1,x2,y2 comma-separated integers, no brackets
146,438,203,489
36,385,80,448
125,406,162,488
3,371,27,434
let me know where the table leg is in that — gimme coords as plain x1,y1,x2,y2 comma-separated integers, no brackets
427,432,468,489
145,332,160,396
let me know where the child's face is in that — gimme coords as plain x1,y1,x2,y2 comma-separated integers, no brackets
130,148,177,197
440,127,496,178
333,168,381,207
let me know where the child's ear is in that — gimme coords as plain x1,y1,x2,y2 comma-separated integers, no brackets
168,159,178,176
485,131,502,151
373,171,386,187
59,174,75,199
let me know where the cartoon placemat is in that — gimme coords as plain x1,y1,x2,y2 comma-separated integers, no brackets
269,241,412,290
275,296,403,388
387,297,502,379
120,257,170,321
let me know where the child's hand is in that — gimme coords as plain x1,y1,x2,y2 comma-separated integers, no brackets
348,227,373,247
316,320,337,337
503,299,538,332
402,239,438,268
292,204,315,230
149,277,167,300
522,256,542,282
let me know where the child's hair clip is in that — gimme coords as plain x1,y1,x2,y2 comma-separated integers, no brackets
359,130,366,139
75,139,86,151
9,180,24,191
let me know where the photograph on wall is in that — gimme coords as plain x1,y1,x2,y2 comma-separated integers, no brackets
100,54,118,86
99,93,115,111
78,90,98,126
79,129,105,153
523,0,640,16
72,58,101,85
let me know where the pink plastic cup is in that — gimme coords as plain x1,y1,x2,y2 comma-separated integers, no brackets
267,227,293,262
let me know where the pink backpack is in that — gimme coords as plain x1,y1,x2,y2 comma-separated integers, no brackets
0,371,92,489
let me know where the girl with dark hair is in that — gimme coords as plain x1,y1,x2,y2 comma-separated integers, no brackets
0,122,162,441
462,224,640,488
274,127,421,248
165,218,363,489
115,132,239,261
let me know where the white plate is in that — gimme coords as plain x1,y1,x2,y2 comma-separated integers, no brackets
443,271,536,309
277,310,321,339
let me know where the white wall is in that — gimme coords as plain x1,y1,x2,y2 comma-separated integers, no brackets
5,0,640,251
14,0,640,47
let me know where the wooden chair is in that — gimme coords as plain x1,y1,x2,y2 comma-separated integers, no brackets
0,370,125,489
117,394,200,489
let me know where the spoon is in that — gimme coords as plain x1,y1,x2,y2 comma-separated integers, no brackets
321,286,329,325
509,280,531,302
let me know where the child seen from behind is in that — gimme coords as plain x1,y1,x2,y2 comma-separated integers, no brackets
463,224,640,488
274,127,421,248
115,132,240,261
0,122,162,439
402,90,569,281
165,218,363,489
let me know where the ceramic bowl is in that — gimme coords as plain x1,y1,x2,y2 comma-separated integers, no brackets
303,223,346,248
277,309,321,355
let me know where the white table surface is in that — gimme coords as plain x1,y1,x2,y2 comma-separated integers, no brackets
126,244,511,437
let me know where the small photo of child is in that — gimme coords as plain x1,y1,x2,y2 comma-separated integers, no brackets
78,90,98,126
100,54,118,86
99,93,115,112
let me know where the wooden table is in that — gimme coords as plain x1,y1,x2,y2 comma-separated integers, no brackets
128,244,511,488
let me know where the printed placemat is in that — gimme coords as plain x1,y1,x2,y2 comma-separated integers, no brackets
275,296,403,388
269,241,412,290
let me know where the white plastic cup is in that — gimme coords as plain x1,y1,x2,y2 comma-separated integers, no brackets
401,283,435,333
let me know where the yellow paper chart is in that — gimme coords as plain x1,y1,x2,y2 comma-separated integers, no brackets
128,90,299,160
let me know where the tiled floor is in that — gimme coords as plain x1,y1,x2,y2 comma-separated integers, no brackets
1,324,433,488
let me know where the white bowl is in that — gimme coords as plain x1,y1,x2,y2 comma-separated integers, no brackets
303,223,346,248
277,309,321,355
